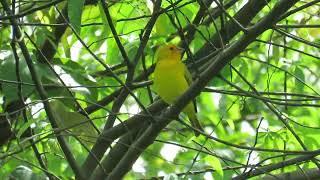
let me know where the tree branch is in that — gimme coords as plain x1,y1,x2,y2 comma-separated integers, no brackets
233,154,320,180
263,168,320,180
81,100,167,177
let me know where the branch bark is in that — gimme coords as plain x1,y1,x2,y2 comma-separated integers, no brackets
263,168,320,180
233,154,319,180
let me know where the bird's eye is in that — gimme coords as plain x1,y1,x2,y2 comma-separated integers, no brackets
169,47,174,50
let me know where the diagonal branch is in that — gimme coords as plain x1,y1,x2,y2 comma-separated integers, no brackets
233,153,320,180
194,0,271,59
99,0,131,66
81,100,167,177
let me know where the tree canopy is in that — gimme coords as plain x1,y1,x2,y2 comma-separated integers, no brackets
0,0,320,179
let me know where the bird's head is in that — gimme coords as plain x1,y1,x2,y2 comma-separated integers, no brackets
155,44,183,62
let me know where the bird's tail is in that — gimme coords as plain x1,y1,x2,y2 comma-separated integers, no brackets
185,103,203,137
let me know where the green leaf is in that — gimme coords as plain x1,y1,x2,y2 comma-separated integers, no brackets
50,100,98,145
0,56,34,105
59,60,99,102
46,139,61,156
61,33,71,58
294,67,305,92
210,65,232,87
155,14,175,37
226,118,235,130
239,60,248,78
205,156,224,177
303,135,319,149
16,118,38,139
68,0,85,34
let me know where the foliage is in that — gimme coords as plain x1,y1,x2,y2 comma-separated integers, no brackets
0,0,319,179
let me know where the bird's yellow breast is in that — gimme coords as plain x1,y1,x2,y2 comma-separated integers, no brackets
153,60,189,104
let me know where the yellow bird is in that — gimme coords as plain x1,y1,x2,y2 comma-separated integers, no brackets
153,44,203,136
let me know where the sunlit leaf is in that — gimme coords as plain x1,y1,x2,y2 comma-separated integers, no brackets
205,156,224,177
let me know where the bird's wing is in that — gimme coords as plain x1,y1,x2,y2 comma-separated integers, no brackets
184,64,198,113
